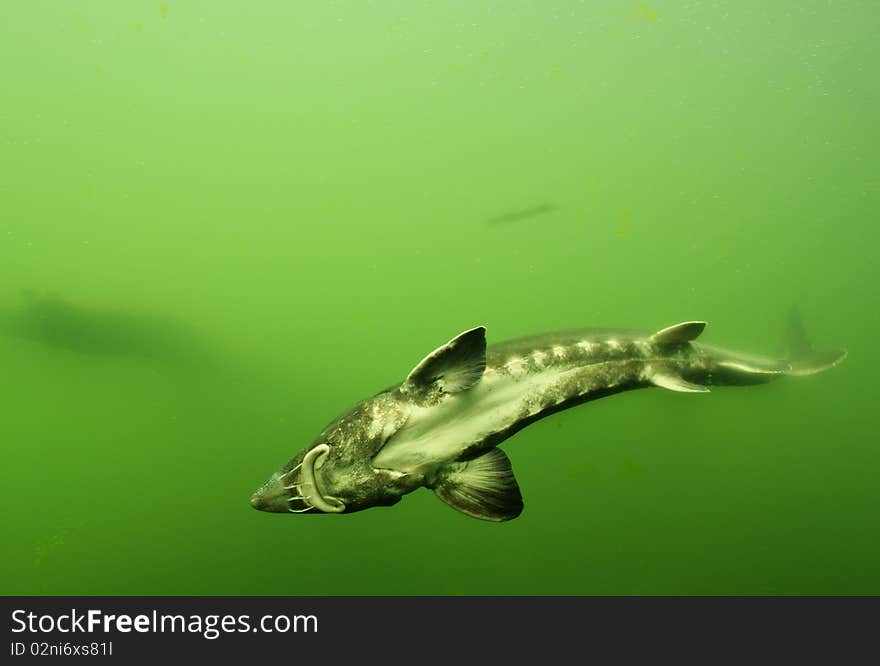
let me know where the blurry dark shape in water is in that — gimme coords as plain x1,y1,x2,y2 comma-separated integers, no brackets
251,313,846,523
485,203,557,225
0,290,206,366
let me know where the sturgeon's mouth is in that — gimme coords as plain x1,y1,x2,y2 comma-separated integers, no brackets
282,444,346,514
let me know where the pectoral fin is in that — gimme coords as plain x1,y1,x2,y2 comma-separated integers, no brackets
405,326,487,393
650,365,710,393
431,448,523,522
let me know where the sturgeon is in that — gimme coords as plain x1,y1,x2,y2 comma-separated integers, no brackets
250,315,845,521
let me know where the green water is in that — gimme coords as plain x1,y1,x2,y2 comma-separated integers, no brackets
2,1,877,596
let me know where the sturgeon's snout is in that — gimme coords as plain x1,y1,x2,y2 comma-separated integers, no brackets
249,473,290,513
250,445,347,515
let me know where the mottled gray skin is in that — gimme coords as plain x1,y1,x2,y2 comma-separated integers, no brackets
273,393,415,514
250,323,843,518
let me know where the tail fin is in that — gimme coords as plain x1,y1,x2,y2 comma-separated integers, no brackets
781,307,847,376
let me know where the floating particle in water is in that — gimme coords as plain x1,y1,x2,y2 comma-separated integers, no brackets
615,209,631,238
72,11,95,34
34,523,85,593
618,457,644,478
632,3,657,23
160,3,169,19
132,21,143,32
863,179,880,194
34,530,68,569
388,17,408,33
481,50,489,60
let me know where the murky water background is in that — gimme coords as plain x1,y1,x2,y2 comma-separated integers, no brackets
2,1,878,594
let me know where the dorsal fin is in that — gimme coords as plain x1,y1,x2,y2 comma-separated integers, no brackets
650,321,706,347
405,326,487,393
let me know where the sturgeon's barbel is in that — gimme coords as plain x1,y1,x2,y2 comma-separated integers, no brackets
250,315,846,521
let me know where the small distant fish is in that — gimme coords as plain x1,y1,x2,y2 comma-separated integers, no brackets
485,203,558,225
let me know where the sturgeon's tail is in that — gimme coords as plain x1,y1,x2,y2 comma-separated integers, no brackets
781,307,847,376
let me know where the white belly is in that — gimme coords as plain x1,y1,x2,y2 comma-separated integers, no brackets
372,366,571,474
